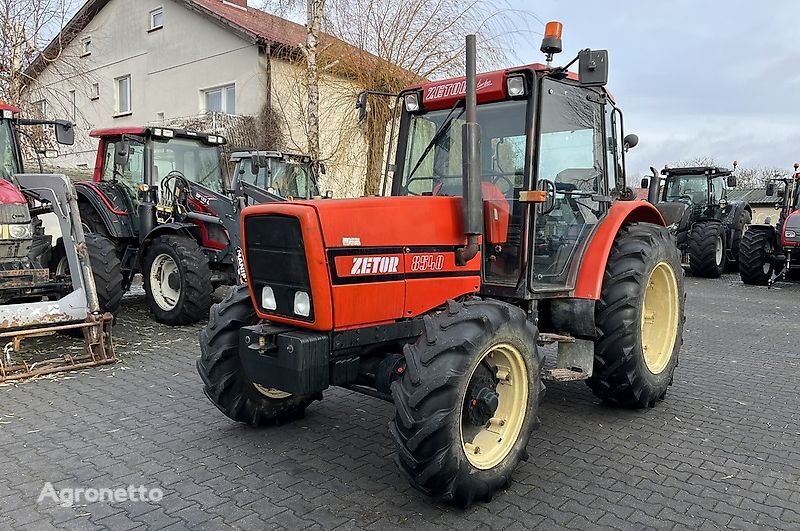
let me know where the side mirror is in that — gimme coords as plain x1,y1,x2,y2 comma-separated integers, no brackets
114,141,130,167
578,49,609,87
623,133,639,151
765,182,775,196
319,163,326,175
777,188,785,198
356,92,368,122
54,121,74,146
250,154,268,175
726,175,737,188
640,177,649,189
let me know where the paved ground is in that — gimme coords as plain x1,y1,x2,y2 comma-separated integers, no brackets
1,275,799,530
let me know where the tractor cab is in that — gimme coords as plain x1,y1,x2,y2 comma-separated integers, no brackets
89,127,227,222
0,104,23,180
392,54,631,294
230,150,320,200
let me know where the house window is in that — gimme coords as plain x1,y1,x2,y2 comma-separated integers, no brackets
149,7,163,30
115,75,132,115
69,90,76,121
90,82,100,100
32,99,47,119
81,36,91,57
204,84,235,114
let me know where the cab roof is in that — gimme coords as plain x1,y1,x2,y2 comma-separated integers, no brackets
229,149,311,163
408,63,583,111
662,166,732,177
90,126,226,144
0,101,20,114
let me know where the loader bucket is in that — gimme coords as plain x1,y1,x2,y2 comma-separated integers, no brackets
0,174,116,382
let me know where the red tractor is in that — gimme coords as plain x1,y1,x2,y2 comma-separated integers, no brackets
198,27,685,505
739,163,800,284
75,127,232,325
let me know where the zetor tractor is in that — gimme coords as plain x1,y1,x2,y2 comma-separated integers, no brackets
0,102,122,381
739,164,800,285
198,28,686,506
75,127,233,325
644,165,750,278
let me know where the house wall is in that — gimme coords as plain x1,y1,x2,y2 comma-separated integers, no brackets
28,0,266,169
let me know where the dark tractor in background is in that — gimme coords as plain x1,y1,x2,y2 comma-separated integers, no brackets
643,165,750,277
75,127,235,325
228,150,323,202
739,164,800,285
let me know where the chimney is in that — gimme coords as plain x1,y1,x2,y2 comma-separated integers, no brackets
222,0,248,9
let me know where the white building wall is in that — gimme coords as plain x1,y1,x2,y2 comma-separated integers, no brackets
29,0,265,168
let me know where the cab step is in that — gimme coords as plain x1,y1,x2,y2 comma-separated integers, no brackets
537,333,594,382
542,367,590,382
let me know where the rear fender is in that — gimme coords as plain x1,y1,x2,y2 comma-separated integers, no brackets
74,182,135,239
574,201,665,299
139,222,200,267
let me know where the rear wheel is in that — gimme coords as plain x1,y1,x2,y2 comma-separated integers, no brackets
688,221,726,277
197,284,319,426
730,209,751,262
390,299,543,507
738,228,775,285
588,223,685,408
50,233,124,316
143,234,212,325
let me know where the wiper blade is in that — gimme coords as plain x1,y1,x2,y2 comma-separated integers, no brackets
405,100,464,181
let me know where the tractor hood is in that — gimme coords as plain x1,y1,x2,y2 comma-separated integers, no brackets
240,196,482,331
0,179,27,205
655,202,690,229
782,210,800,247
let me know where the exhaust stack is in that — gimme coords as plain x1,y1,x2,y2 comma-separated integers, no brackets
456,34,482,266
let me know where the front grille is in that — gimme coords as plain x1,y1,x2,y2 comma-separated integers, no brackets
244,214,313,321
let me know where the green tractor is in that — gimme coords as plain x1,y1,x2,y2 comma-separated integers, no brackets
643,165,751,277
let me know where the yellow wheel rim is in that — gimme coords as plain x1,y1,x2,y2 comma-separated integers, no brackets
641,261,680,374
253,383,291,399
459,343,529,470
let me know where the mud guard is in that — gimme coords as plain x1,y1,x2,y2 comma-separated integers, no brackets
139,222,201,267
574,201,665,299
74,181,137,239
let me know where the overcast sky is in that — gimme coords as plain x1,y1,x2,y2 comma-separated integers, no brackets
506,0,800,177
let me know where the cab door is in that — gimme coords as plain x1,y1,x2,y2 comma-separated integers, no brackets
530,77,607,293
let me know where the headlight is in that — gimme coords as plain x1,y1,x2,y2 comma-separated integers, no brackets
786,230,797,239
506,75,526,97
8,224,31,239
404,93,420,112
293,291,311,317
261,286,277,310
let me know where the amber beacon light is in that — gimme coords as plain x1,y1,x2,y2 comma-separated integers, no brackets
540,20,564,63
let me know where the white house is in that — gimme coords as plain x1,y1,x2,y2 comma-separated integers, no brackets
25,0,381,197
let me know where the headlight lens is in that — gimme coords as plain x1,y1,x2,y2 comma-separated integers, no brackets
404,93,420,112
8,224,31,239
506,75,526,97
261,286,277,310
293,291,311,317
786,230,797,239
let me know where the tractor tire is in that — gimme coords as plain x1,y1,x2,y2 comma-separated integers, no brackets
726,209,752,271
143,234,212,325
390,299,543,507
197,284,319,426
50,234,124,316
688,221,726,278
78,204,111,237
738,229,774,285
588,223,685,408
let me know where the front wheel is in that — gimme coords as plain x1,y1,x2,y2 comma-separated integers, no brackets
390,299,543,507
588,223,685,408
197,285,319,426
143,234,213,325
688,221,726,278
738,228,775,285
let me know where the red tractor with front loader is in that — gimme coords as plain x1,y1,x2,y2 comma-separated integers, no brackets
739,163,800,285
198,26,686,506
0,101,123,381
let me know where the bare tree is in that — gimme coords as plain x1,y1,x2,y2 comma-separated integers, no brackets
260,0,537,195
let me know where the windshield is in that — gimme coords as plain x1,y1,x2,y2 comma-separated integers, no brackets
152,138,224,193
238,158,318,198
398,100,527,198
664,174,708,204
0,120,20,180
